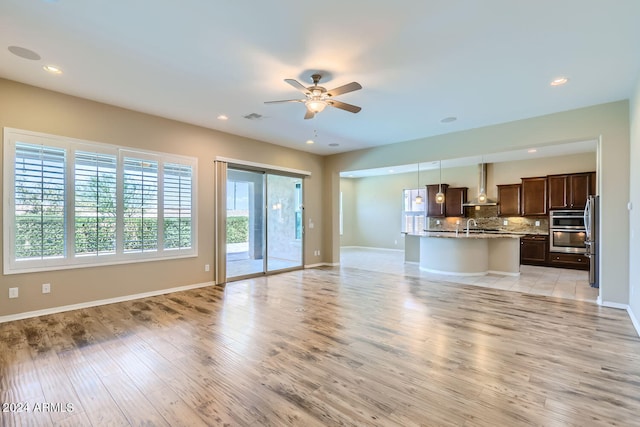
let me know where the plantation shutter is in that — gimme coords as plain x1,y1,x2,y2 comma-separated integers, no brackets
14,142,66,260
164,163,193,250
74,151,117,256
123,157,158,252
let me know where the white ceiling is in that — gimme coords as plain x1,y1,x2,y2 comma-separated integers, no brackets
1,1,639,156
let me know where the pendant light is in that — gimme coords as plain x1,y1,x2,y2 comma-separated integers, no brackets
415,163,423,204
435,160,445,204
478,156,487,203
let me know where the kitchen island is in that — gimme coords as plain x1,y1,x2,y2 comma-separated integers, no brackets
405,231,524,276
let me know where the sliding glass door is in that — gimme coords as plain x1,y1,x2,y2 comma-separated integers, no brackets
225,168,303,281
266,174,303,272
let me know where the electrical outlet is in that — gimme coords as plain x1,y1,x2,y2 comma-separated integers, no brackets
436,220,441,225
503,220,508,226
205,264,210,272
42,283,51,294
9,287,19,299
456,220,460,225
535,220,540,227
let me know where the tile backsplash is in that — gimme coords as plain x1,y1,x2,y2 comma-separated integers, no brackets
427,206,548,234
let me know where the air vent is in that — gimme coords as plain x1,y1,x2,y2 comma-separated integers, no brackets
243,113,263,120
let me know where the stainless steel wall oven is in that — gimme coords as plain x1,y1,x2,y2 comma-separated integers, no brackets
549,210,586,254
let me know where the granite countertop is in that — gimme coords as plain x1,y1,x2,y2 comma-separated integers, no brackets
404,229,549,239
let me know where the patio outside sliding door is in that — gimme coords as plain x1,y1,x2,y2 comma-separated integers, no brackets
266,174,303,272
224,167,303,281
226,168,265,279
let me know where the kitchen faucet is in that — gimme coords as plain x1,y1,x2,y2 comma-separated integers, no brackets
465,218,477,236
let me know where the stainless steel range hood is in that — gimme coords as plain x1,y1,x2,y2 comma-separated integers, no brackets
463,163,498,206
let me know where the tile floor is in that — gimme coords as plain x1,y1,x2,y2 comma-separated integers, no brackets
340,247,600,303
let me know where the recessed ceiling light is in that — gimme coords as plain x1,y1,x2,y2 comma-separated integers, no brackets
550,77,568,86
8,46,41,60
217,114,228,120
440,116,457,123
528,148,537,153
43,65,62,74
306,139,314,145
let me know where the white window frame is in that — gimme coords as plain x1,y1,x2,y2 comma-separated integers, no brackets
3,128,198,274
402,188,426,234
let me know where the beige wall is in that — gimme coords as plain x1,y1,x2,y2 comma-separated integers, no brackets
339,178,357,247
629,75,640,318
327,101,630,306
342,153,596,249
490,152,596,189
0,78,325,317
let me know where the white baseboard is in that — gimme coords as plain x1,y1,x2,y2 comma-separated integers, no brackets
599,300,629,310
487,270,521,277
0,281,216,324
419,267,484,277
304,262,338,268
627,306,640,338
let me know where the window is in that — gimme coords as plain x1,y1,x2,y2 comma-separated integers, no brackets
402,188,426,233
74,151,117,256
14,143,66,260
4,128,197,274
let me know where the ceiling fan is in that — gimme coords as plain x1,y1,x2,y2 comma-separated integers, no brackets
265,73,362,119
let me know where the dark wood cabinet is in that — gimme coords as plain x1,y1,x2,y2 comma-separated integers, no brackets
548,252,589,270
521,177,548,216
520,235,548,266
548,172,594,210
568,173,591,209
547,175,568,210
426,184,448,217
445,187,467,217
497,184,521,216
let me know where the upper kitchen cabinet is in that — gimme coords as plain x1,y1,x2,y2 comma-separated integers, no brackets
521,177,548,216
497,184,521,216
548,172,595,210
426,184,449,217
445,187,468,217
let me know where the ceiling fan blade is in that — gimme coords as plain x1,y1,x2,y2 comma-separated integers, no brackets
264,99,305,104
304,109,315,120
285,79,311,94
327,100,362,113
326,82,362,97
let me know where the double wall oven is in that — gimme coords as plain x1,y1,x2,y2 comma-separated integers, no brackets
549,210,586,254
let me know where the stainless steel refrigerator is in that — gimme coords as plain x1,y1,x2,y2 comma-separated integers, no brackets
584,195,599,288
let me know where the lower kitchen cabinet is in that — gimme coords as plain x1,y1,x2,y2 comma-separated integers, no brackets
520,235,547,266
548,252,589,270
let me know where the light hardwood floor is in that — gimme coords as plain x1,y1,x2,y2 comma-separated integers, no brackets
1,267,639,426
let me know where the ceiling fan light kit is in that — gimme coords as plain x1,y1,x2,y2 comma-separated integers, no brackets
306,99,327,113
265,73,362,119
